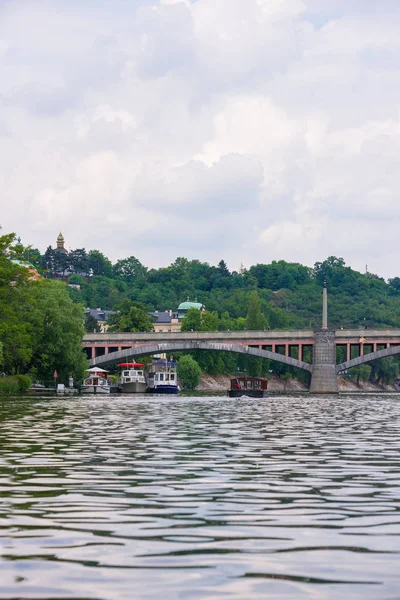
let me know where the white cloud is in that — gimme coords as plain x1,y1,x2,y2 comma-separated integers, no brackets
0,0,400,278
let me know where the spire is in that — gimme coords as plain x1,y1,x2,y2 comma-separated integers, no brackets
57,232,65,250
322,281,328,329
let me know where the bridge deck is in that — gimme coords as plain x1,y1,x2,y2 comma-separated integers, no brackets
83,329,400,345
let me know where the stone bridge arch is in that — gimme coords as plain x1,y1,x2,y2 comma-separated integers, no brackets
336,345,400,373
89,341,313,373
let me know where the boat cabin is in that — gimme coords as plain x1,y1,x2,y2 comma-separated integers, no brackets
228,376,268,398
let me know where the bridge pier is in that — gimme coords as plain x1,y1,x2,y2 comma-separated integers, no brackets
310,330,338,394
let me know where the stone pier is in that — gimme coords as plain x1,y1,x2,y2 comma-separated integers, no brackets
309,330,339,394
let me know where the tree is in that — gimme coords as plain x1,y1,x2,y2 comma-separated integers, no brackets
26,279,88,382
87,250,113,277
246,290,268,330
113,256,147,283
42,246,55,273
69,248,88,274
181,308,202,331
177,355,202,390
108,300,152,332
85,314,100,333
217,259,230,276
200,311,219,331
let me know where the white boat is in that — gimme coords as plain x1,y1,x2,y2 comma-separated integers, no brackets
147,361,179,394
80,367,111,394
117,363,147,393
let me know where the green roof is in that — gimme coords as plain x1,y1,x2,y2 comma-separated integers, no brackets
178,301,204,310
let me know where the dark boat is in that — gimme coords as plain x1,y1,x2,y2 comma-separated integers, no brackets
147,361,179,394
228,376,268,398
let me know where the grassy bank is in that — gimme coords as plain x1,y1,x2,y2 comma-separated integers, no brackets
0,375,31,394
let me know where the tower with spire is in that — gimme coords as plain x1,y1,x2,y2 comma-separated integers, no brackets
55,232,68,254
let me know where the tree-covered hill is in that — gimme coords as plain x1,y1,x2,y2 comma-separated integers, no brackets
6,233,400,383
13,240,400,330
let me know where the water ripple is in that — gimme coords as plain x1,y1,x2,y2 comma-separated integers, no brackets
1,395,400,598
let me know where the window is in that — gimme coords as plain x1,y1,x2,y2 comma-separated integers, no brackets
159,373,164,381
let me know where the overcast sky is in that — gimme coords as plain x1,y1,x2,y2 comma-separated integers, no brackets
1,0,400,278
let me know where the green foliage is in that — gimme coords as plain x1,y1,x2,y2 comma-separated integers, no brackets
348,364,371,385
108,300,152,332
177,355,202,390
85,314,100,333
0,374,31,393
246,290,268,330
0,230,87,383
181,308,202,331
113,256,147,283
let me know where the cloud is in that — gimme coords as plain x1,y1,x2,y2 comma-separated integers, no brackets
1,0,400,279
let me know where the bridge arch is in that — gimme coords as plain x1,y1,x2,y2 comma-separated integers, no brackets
336,345,400,373
89,341,313,373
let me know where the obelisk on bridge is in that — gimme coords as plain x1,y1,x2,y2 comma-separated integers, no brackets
309,282,338,394
322,281,328,329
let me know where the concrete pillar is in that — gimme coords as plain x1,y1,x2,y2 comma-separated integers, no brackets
347,343,351,361
310,330,338,394
104,346,109,355
322,282,328,329
298,344,303,361
272,343,276,353
285,343,289,357
91,346,96,359
373,343,377,352
360,342,364,357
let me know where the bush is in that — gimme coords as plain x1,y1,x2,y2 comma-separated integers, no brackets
0,374,31,393
177,356,202,390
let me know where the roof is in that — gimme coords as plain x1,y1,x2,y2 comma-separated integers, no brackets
85,308,117,322
153,311,172,324
177,301,204,310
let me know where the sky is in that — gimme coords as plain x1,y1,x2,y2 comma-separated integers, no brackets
1,0,400,278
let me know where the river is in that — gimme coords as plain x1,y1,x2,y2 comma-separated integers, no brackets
1,394,400,599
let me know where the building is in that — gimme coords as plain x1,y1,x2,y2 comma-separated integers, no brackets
85,308,116,333
151,310,181,333
177,299,205,321
55,232,68,254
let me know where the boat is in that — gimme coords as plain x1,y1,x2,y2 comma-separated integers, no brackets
117,363,147,393
80,367,111,394
228,376,268,398
147,361,179,394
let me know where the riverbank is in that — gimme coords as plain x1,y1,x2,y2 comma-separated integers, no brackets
197,374,397,393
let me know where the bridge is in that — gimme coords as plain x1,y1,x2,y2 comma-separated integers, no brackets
84,329,400,394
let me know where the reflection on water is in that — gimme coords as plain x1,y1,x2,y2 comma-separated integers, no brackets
1,394,400,599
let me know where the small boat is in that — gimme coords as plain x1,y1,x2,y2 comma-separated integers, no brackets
80,367,111,394
228,376,268,398
147,361,179,394
117,363,147,393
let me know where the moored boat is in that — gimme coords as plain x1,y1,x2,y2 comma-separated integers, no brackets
147,361,179,394
228,376,268,398
117,363,147,393
80,367,111,394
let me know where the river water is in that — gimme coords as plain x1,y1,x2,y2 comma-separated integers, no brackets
1,394,400,599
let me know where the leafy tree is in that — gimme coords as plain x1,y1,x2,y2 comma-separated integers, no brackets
53,250,70,277
181,308,202,331
200,310,219,331
69,248,88,274
42,246,55,273
26,279,88,382
87,250,113,277
177,355,202,390
246,290,268,330
85,314,100,333
108,300,152,332
113,256,147,283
